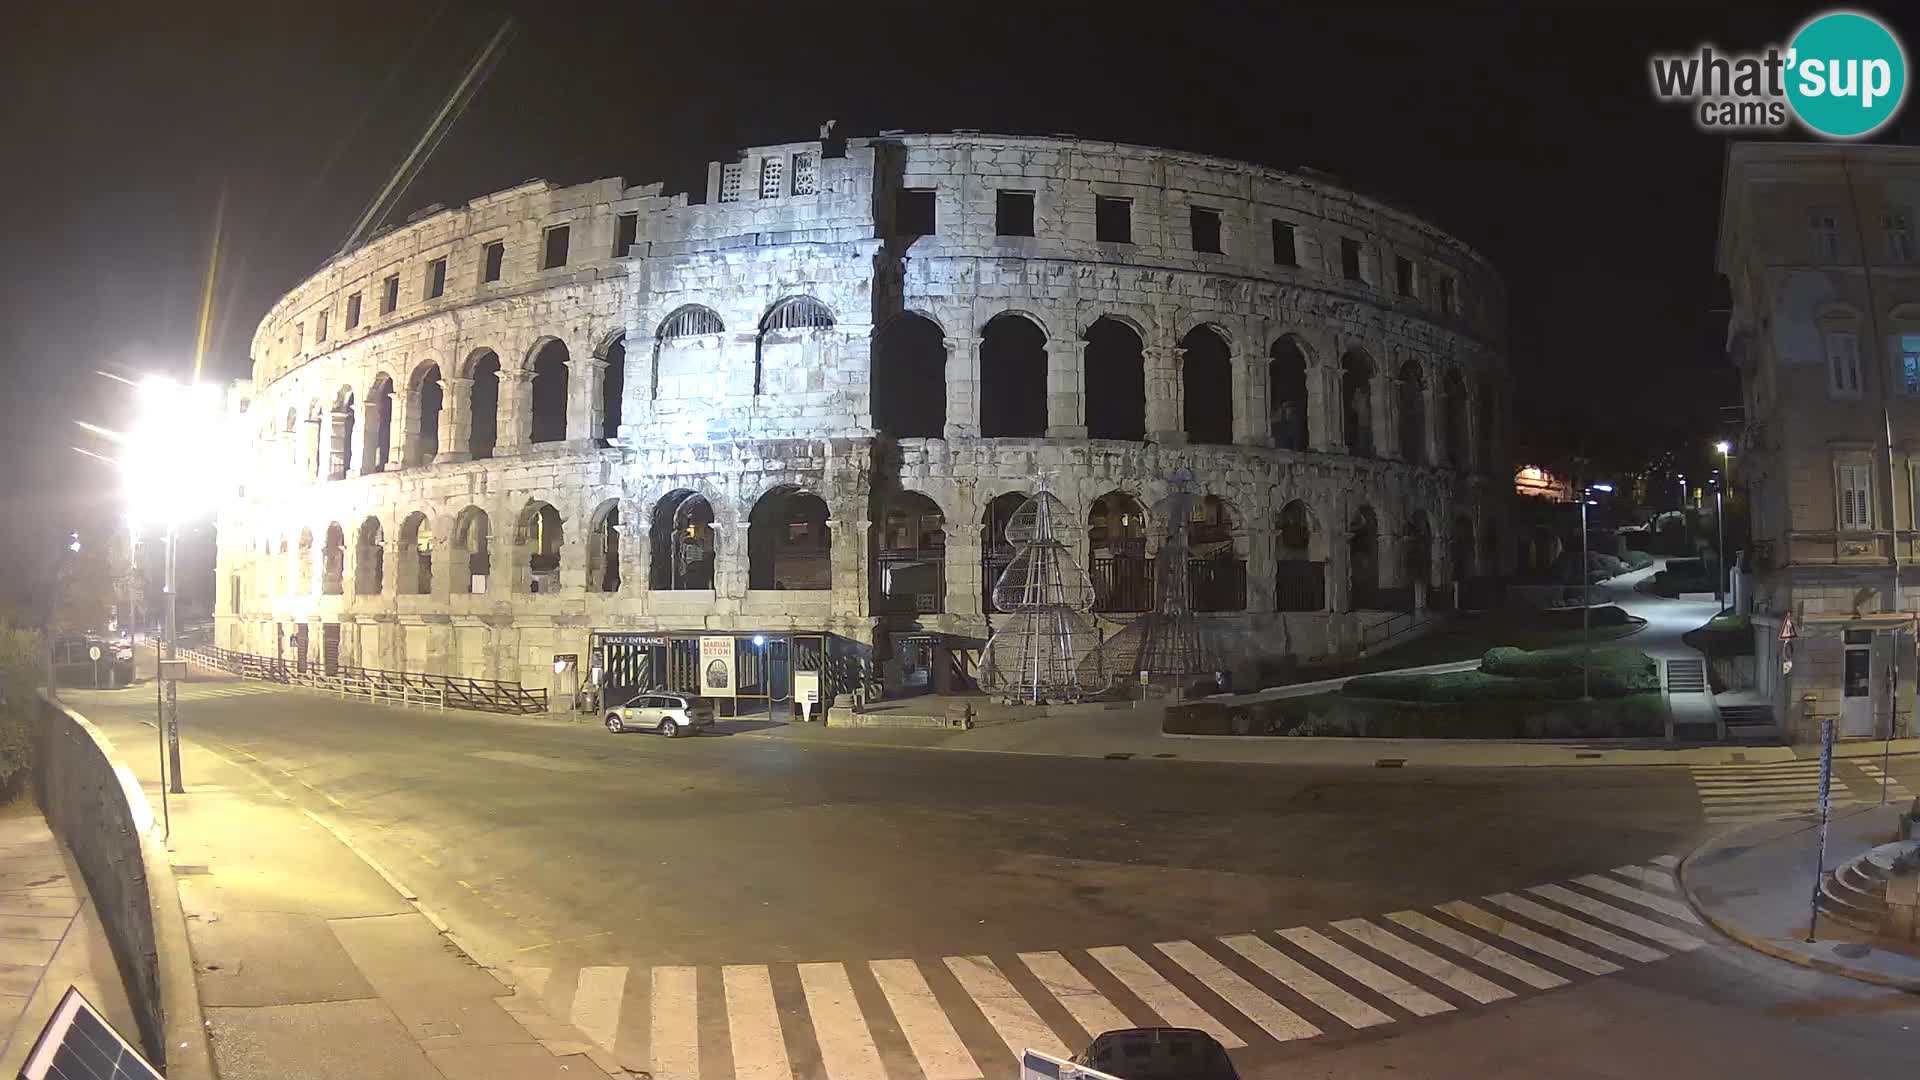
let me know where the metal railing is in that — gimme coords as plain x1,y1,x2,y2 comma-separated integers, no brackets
168,644,548,714
1274,560,1327,612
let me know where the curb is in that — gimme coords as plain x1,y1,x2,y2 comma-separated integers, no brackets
141,843,216,1079
1677,824,1920,992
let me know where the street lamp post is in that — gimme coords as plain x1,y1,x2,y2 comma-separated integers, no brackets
1715,441,1732,613
1581,483,1614,701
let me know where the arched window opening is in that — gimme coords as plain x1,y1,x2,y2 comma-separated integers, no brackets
321,523,345,595
1397,361,1425,463
981,493,1027,613
1348,507,1381,609
1342,350,1375,458
871,314,946,438
412,365,442,466
1181,327,1233,446
1451,514,1476,583
979,314,1047,437
451,508,490,593
1405,510,1434,588
659,305,724,340
330,391,356,480
276,537,288,596
530,340,569,444
872,492,945,614
1269,337,1310,451
748,487,832,590
1088,491,1150,613
468,350,500,459
516,502,564,593
650,491,716,590
398,513,433,595
365,375,395,473
1482,520,1501,579
757,298,835,397
653,306,725,402
1084,318,1145,441
309,403,324,479
1477,380,1497,470
588,502,622,593
1443,370,1469,466
355,517,385,595
1185,495,1245,612
600,337,625,442
1274,500,1326,611
297,529,314,594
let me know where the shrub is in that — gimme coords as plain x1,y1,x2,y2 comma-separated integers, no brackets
0,619,41,793
1480,644,1659,695
1344,670,1570,702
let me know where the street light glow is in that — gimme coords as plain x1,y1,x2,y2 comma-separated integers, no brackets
122,376,232,529
1591,483,1613,493
1715,440,1731,454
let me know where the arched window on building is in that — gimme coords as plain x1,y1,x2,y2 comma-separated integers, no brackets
979,313,1047,437
981,492,1028,613
748,487,831,590
1181,327,1233,446
410,363,442,466
1444,369,1469,467
1084,318,1145,441
1451,514,1476,583
653,305,725,401
1185,495,1245,612
871,314,946,438
1088,491,1150,613
1341,350,1374,458
398,512,433,595
297,528,314,593
330,389,356,480
599,336,625,442
516,502,564,593
872,492,945,614
467,350,500,459
1348,505,1379,608
756,297,834,397
1405,510,1433,589
355,516,385,594
529,340,569,444
1269,337,1310,451
1274,500,1326,611
451,507,490,592
1397,360,1425,463
587,501,622,593
365,375,395,473
650,491,716,590
321,522,346,595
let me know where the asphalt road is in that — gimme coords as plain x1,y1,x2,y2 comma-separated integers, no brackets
64,681,1920,1079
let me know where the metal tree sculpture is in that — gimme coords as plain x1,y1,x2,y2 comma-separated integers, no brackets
1127,468,1223,689
980,491,1109,704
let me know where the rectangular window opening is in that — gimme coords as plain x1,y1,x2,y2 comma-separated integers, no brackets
1096,196,1132,244
1395,256,1415,297
381,274,399,314
759,157,784,199
996,190,1035,237
1827,331,1862,397
1272,221,1296,266
1340,237,1363,282
719,163,744,204
1811,209,1842,261
425,257,447,299
1190,207,1222,254
542,224,570,270
1904,334,1920,396
483,240,505,282
614,212,638,256
1887,211,1914,262
895,188,936,236
1839,461,1874,532
1438,276,1457,314
790,152,816,196
345,292,361,330
315,310,329,343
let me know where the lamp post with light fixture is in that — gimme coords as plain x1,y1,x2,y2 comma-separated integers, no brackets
1582,483,1614,701
1714,441,1732,612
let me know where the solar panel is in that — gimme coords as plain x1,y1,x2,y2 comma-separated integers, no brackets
15,986,162,1080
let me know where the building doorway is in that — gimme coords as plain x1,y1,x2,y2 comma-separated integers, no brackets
1842,629,1874,737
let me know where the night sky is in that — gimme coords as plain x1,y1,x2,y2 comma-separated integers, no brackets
2,1,1911,598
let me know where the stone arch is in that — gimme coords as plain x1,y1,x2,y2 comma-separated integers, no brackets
652,305,726,401
1187,494,1246,612
1452,513,1476,581
1341,349,1375,457
529,338,569,444
979,312,1048,437
1181,326,1233,446
1397,359,1426,463
650,490,717,590
364,373,395,473
748,486,832,590
450,506,491,592
407,360,443,466
755,296,836,398
355,515,385,595
1348,505,1380,606
514,501,564,593
297,527,314,593
871,313,947,438
981,492,1030,613
1269,335,1311,451
398,511,433,594
329,387,356,480
1477,377,1498,470
1274,499,1327,611
1088,490,1150,613
586,499,624,593
1084,317,1146,442
464,348,501,459
1405,509,1434,587
1443,368,1469,467
598,334,626,442
321,522,346,595
872,490,946,614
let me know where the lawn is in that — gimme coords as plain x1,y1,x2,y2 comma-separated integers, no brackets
1343,643,1659,703
1264,605,1645,686
1682,612,1753,658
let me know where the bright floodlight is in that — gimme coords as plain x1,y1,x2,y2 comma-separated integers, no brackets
122,376,232,529
1592,483,1614,493
1715,440,1731,454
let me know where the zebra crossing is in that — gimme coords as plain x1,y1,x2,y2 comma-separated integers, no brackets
1690,758,1915,825
166,682,284,702
508,858,1707,1080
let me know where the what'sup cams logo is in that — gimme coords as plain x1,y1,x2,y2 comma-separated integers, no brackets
1650,9,1907,138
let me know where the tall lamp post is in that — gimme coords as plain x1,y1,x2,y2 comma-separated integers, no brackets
1581,483,1614,701
1714,441,1732,613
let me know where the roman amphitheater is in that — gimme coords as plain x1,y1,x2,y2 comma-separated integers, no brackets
213,131,1510,715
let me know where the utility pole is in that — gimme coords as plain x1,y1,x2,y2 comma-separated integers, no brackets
164,524,182,794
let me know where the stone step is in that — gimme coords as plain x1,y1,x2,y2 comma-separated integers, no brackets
1820,877,1885,926
1719,704,1775,728
1836,862,1888,908
1666,658,1708,694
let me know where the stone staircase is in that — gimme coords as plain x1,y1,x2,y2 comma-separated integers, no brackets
1718,703,1781,741
1819,839,1920,933
1665,657,1708,693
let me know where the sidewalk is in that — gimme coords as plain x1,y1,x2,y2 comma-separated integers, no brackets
1681,803,1920,988
96,708,614,1079
0,801,137,1074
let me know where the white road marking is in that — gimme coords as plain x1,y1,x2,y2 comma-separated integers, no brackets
1219,933,1392,1030
1528,885,1706,953
1484,893,1666,963
1156,939,1320,1043
1331,919,1514,1005
569,965,626,1053
1018,951,1132,1040
945,955,1068,1061
1385,911,1568,989
1573,874,1702,924
1277,927,1453,1017
870,959,981,1080
723,964,793,1080
1609,865,1679,893
1438,901,1622,976
1086,946,1244,1049
650,966,700,1080
798,963,885,1080
1649,854,1679,868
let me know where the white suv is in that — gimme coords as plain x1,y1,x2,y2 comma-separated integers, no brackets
604,693,714,738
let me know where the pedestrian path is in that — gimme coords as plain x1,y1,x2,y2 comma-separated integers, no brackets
508,858,1708,1080
1690,758,1915,825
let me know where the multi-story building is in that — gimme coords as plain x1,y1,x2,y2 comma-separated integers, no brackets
213,132,1509,713
1720,141,1920,743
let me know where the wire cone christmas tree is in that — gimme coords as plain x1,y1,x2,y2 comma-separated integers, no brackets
979,490,1110,704
1096,468,1223,692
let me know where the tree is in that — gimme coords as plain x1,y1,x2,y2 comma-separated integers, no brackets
0,616,40,794
50,543,116,636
